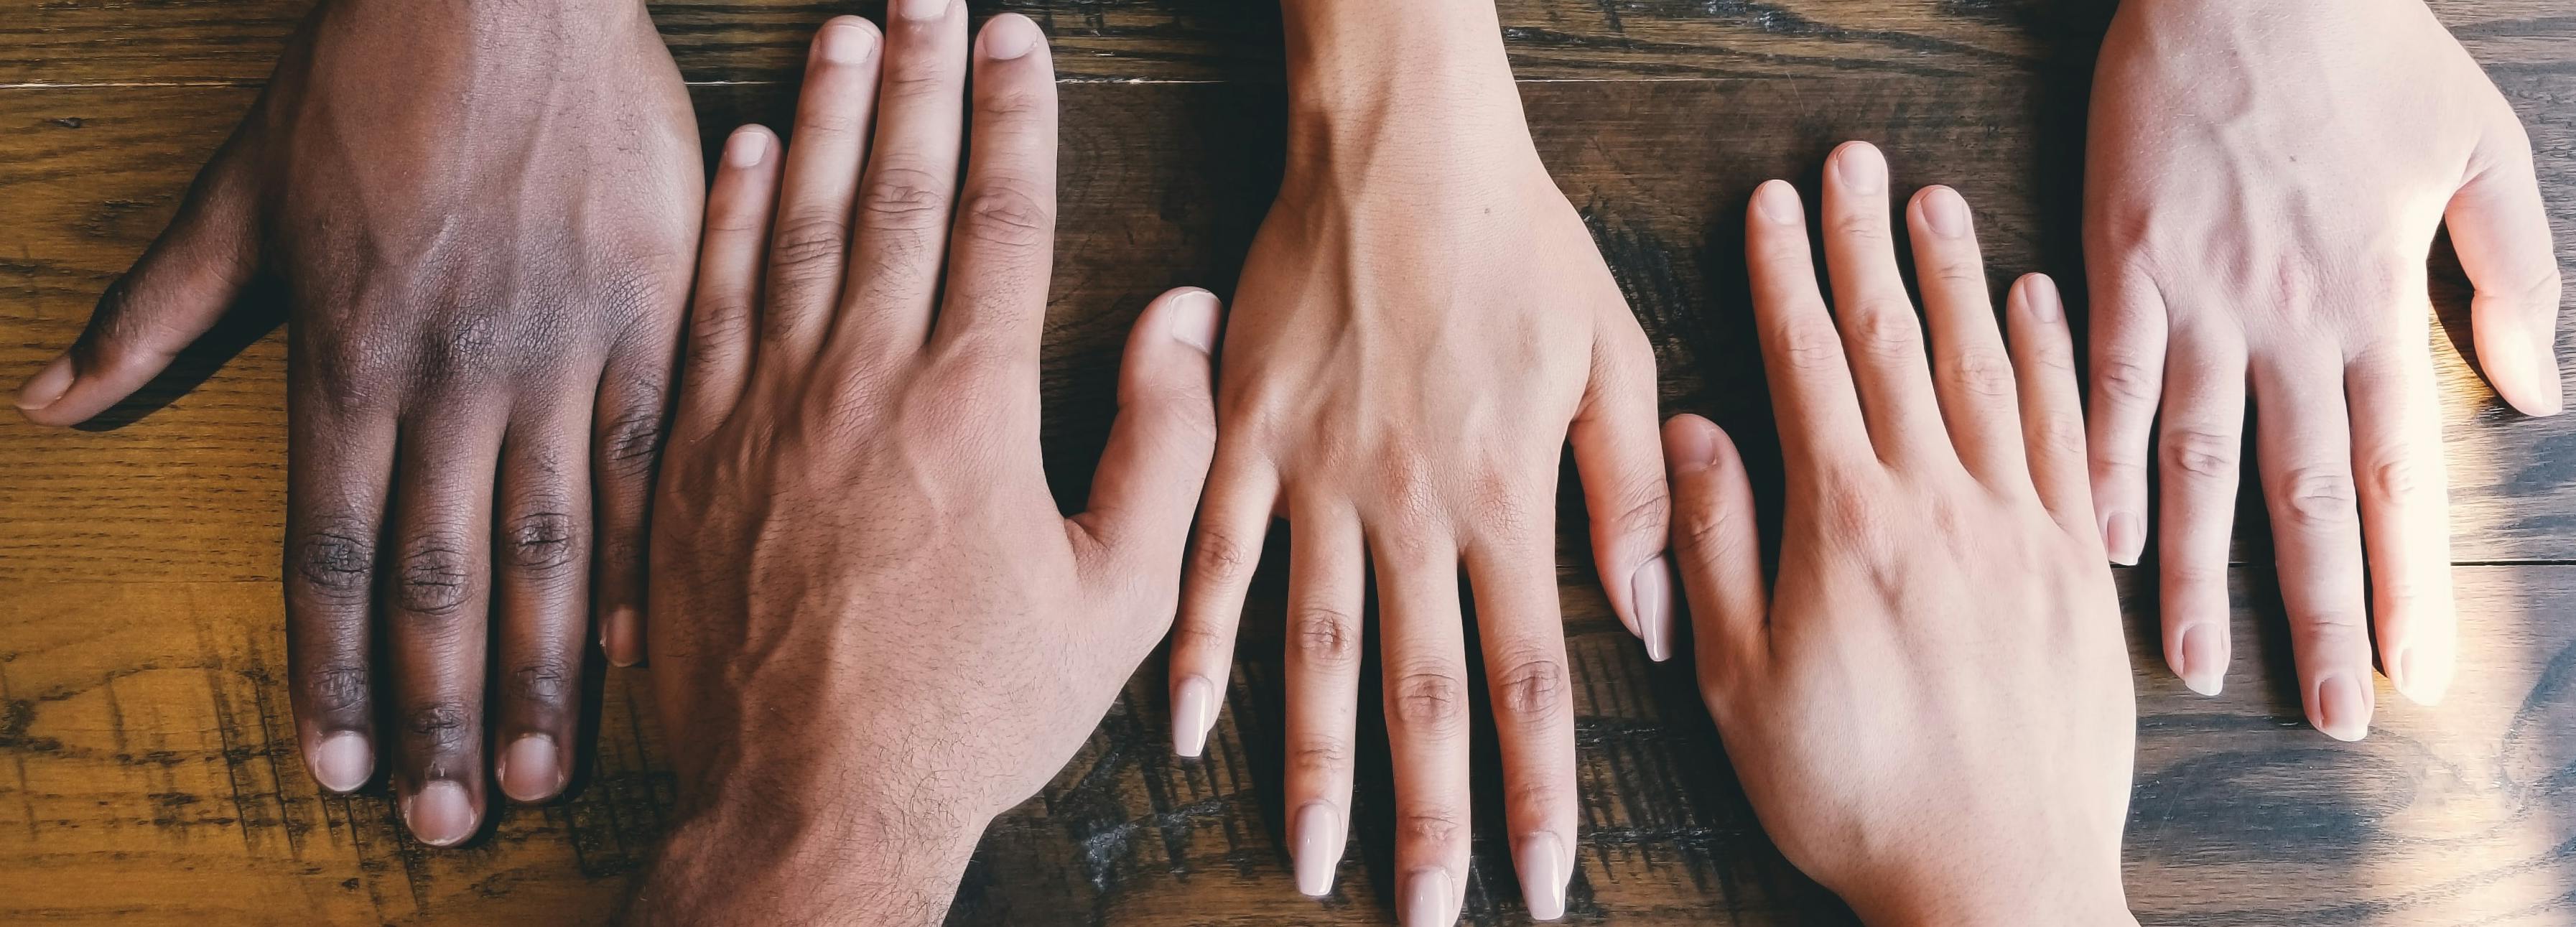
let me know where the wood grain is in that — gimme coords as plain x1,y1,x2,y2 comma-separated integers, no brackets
3,2,2575,926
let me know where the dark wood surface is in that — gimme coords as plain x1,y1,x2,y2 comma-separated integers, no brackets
2,2,2572,925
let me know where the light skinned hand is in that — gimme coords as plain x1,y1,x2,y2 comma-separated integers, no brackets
626,10,1219,925
14,0,702,840
2086,0,2563,737
1675,147,2138,926
1160,2,1670,921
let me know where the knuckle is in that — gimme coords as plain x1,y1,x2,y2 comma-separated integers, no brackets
957,183,1054,250
859,165,949,230
307,663,371,715
2096,356,2158,404
2030,415,2088,462
392,531,477,617
1288,737,1350,778
768,213,850,276
1849,302,1922,356
1606,480,1673,540
1777,321,1843,372
1493,653,1568,722
401,702,475,753
2279,467,2358,529
1190,528,1258,585
1675,495,1752,566
1389,667,1467,734
2160,428,2239,481
2363,454,2424,501
1507,779,1566,818
1398,809,1465,849
502,510,577,572
1944,349,2015,398
509,658,577,706
601,405,669,481
1829,213,1889,244
292,518,376,602
1289,605,1361,669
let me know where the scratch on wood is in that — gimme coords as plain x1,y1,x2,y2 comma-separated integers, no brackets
0,663,37,839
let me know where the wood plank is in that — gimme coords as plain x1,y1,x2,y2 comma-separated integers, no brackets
1,1,2570,87
4,565,2572,925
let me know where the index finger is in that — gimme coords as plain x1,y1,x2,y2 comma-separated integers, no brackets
1746,180,1869,476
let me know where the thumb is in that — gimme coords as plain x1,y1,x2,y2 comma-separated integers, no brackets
17,145,260,426
1069,287,1224,626
1663,414,1767,688
2447,120,2564,417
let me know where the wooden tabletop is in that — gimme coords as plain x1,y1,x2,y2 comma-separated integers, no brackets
4,1,2573,924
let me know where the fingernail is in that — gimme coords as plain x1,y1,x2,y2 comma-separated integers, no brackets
1172,675,1216,758
1665,419,1719,473
403,780,477,847
1632,556,1673,662
2530,334,2565,416
817,18,875,64
15,353,73,411
1920,186,1970,238
2101,510,2142,566
310,732,371,793
1833,142,1887,196
980,13,1044,60
1402,868,1454,927
1752,180,1800,225
2023,274,2063,323
498,736,564,803
897,0,950,21
1517,831,1569,921
2389,645,2452,707
1292,801,1343,897
2174,623,2225,697
2313,673,2371,742
603,606,641,667
723,129,768,168
1168,290,1220,353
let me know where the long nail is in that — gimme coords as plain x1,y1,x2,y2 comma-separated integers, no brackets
1402,868,1454,927
310,732,372,793
2312,673,2371,742
2174,623,2225,697
1292,801,1343,897
403,780,478,847
15,353,73,412
2101,510,2142,566
1517,831,1569,921
498,735,564,803
1632,556,1673,662
1172,675,1216,758
2529,330,2565,416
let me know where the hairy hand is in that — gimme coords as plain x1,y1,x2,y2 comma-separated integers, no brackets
1676,146,2136,926
2085,0,2562,736
14,0,702,841
628,9,1218,925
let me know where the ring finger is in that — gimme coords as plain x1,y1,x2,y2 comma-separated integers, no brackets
1375,528,1471,927
491,396,594,803
1278,498,1364,898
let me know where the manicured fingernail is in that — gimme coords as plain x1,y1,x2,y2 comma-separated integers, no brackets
980,13,1043,60
1517,831,1568,921
2389,645,2452,707
897,0,949,21
1632,556,1673,662
2174,623,2225,697
603,606,641,667
1172,675,1216,758
403,780,477,847
15,353,73,411
817,18,875,63
1752,180,1800,225
498,736,564,803
1920,185,1970,238
1169,290,1220,353
1402,868,1454,927
1833,142,1887,196
310,732,371,793
2022,274,2063,323
2101,510,2142,566
1292,801,1343,897
2312,673,2371,742
723,129,768,168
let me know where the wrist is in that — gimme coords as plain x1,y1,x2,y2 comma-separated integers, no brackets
1278,0,1535,173
1845,872,2134,927
626,786,984,926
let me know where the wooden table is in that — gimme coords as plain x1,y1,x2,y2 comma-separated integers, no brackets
4,1,2573,924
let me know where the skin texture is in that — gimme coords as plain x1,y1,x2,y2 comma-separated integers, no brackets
12,0,702,841
2086,0,2564,738
1163,2,1668,920
625,10,1219,924
1678,148,2138,926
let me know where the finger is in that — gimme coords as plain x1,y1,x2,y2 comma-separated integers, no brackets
1664,414,1767,681
1375,537,1470,927
1571,312,1674,660
827,0,971,358
1070,288,1222,614
1464,527,1578,922
492,401,592,803
2448,124,2565,416
592,346,677,669
924,14,1056,371
2152,324,2249,698
1277,501,1364,899
1907,185,2025,485
1167,450,1279,758
2004,276,2093,532
2347,343,2455,706
1818,142,1947,464
1745,180,1869,476
383,409,506,846
759,17,884,373
675,125,784,442
283,373,396,795
2083,255,2170,566
18,144,259,425
2250,360,2375,741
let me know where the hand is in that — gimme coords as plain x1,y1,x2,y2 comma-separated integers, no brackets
625,10,1220,925
2085,0,2563,736
1160,2,1670,921
1674,146,2136,926
12,1,702,839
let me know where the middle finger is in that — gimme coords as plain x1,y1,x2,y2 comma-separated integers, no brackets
1820,142,1948,465
383,403,507,844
